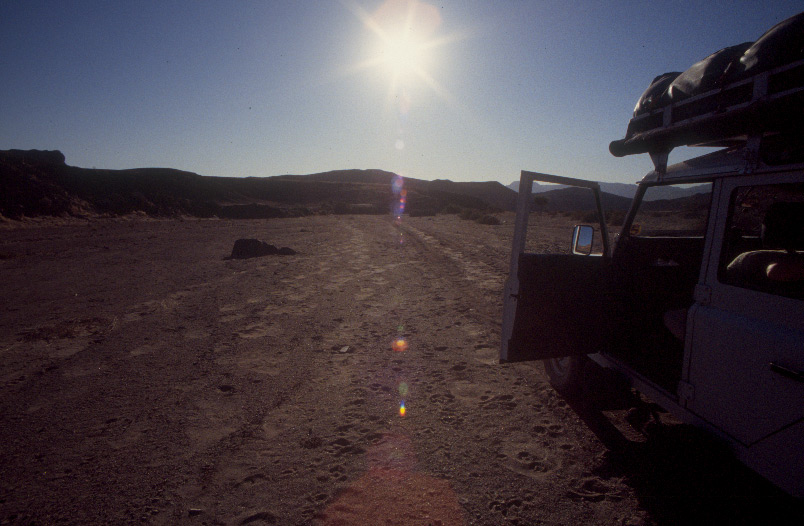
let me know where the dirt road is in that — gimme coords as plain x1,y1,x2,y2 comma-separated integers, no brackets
1,215,800,524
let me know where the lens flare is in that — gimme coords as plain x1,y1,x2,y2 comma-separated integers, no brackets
398,382,409,397
392,174,404,194
392,175,407,217
399,401,406,416
392,338,409,352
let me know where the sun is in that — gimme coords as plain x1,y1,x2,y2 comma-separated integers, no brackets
347,0,451,95
378,29,427,81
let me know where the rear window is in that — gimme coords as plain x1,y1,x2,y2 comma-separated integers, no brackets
719,182,804,299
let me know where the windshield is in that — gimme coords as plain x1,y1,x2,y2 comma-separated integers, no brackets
629,183,712,237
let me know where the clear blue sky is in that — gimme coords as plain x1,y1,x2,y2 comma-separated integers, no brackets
1,1,802,185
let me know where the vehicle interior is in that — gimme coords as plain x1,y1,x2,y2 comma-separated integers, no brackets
602,184,712,393
606,234,704,392
719,185,804,299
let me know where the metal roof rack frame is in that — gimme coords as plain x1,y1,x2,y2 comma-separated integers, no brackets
610,59,804,174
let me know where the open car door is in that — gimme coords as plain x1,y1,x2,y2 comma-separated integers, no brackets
500,171,614,363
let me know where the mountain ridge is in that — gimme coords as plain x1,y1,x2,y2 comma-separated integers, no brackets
0,150,517,220
1,149,707,221
508,180,710,201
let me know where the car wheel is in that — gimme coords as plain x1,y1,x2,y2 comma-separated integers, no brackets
544,355,585,397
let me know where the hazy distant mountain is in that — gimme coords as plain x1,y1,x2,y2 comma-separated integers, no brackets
277,171,518,213
507,180,709,201
1,149,709,221
536,187,634,212
0,149,516,220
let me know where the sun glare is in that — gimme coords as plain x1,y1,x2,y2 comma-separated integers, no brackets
379,30,426,79
346,0,455,97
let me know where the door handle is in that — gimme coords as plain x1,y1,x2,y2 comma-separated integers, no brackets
770,362,804,383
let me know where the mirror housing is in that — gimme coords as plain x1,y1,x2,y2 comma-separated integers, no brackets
572,225,594,255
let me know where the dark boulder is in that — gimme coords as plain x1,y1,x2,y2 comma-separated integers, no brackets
228,239,295,259
229,239,278,259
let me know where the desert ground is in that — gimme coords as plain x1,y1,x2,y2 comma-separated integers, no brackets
1,213,802,525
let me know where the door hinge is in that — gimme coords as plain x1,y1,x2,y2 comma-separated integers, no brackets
678,381,695,404
694,284,711,305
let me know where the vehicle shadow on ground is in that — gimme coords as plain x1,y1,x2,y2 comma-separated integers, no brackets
565,397,804,525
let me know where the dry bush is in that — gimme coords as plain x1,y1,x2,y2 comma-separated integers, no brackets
409,208,437,217
458,208,484,221
477,214,501,225
607,210,626,226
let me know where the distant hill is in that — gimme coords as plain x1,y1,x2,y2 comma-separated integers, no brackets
275,171,517,213
508,180,710,201
535,187,634,212
0,149,709,221
513,180,709,215
0,149,516,220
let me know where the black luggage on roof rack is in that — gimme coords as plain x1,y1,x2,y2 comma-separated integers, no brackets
611,11,804,158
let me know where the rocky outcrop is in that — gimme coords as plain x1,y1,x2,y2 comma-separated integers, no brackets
0,149,66,165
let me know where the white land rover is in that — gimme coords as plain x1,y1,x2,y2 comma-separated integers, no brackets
501,14,804,499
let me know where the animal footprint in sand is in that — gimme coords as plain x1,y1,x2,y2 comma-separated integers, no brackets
236,323,271,339
531,422,564,437
236,473,267,488
504,449,557,479
327,438,366,458
566,477,626,502
481,394,517,411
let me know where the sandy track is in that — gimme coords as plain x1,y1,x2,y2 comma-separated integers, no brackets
1,215,801,525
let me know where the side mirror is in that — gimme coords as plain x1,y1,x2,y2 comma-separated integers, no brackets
572,225,594,255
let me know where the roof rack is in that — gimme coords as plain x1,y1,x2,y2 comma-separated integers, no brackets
609,59,804,172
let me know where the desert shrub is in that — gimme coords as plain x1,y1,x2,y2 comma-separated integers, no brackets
583,211,600,223
218,204,285,219
568,209,626,225
533,195,549,209
459,208,483,221
328,202,385,215
569,210,600,223
356,203,386,215
606,209,626,226
477,214,501,225
409,208,437,217
683,208,707,219
441,204,462,214
564,211,580,220
287,207,312,217
331,202,351,215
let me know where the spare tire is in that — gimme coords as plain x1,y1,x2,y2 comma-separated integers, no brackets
544,356,586,397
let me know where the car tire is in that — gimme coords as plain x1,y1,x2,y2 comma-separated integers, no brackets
543,355,586,397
